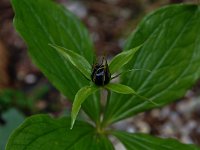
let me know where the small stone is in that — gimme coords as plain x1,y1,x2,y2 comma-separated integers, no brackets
176,101,190,114
161,123,175,136
136,121,150,133
127,126,136,133
24,74,37,84
112,120,130,130
186,121,197,131
115,142,126,150
160,107,170,119
151,108,161,118
181,135,193,144
65,2,87,18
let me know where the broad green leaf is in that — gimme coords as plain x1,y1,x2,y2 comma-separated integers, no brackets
11,0,100,123
109,46,141,74
71,85,99,129
49,44,91,80
113,131,200,150
6,115,114,150
0,109,24,150
103,4,200,124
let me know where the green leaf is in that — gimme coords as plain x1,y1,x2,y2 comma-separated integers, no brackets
6,115,114,150
49,44,91,80
103,4,200,124
71,85,99,129
113,131,200,150
105,83,136,94
109,45,141,74
105,83,157,106
0,109,24,150
11,0,100,123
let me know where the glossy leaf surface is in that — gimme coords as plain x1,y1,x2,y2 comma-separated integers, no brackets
104,4,200,124
6,115,114,150
11,0,100,122
113,131,200,150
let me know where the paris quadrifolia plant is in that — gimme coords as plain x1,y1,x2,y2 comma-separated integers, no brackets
49,44,157,129
6,0,200,149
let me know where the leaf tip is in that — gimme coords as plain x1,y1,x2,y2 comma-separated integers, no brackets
70,119,75,130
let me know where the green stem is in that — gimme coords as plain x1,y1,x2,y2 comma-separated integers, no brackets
97,91,102,127
100,89,111,129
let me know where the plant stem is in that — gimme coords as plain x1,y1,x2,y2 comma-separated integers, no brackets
100,89,111,129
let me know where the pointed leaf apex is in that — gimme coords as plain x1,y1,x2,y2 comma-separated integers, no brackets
70,119,75,130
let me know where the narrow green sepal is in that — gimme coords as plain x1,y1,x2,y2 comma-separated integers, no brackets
49,44,91,80
109,45,142,74
71,85,99,129
105,83,158,106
